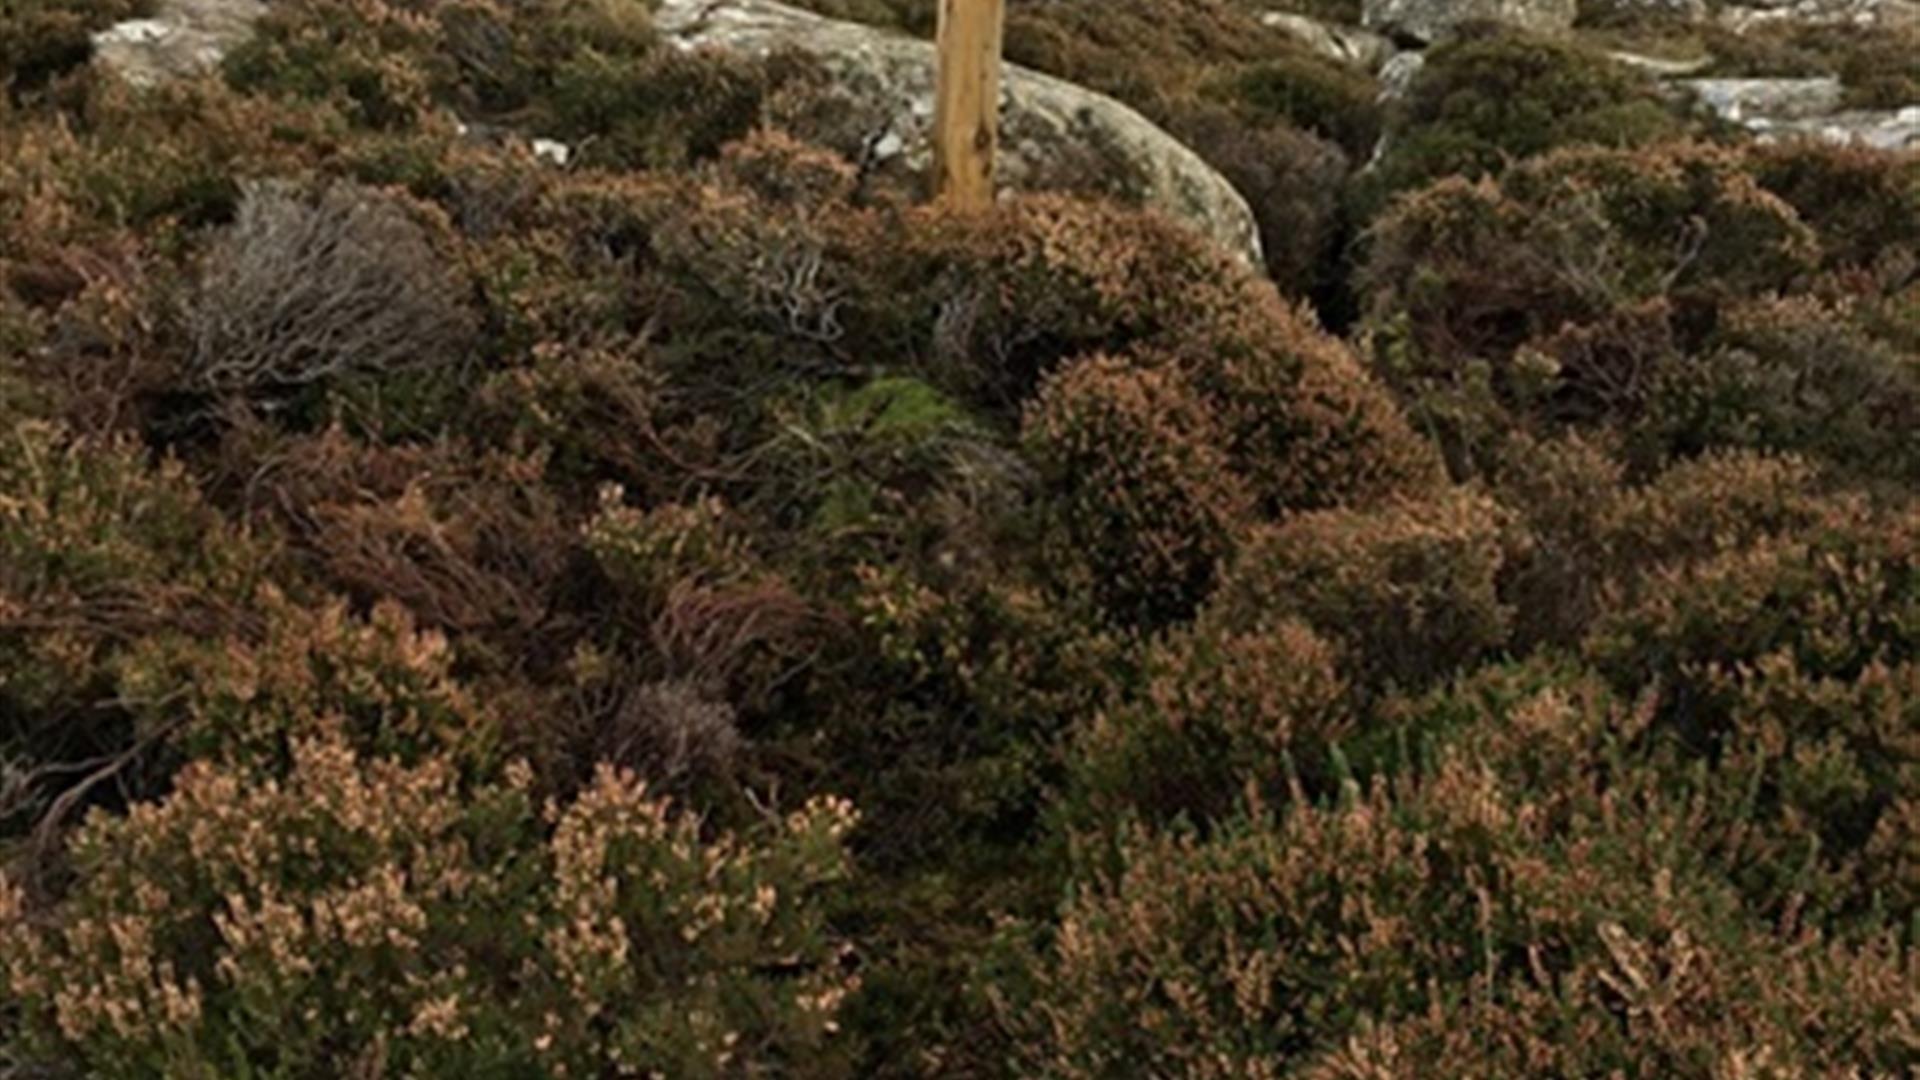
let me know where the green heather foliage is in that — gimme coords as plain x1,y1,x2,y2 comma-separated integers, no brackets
1364,29,1696,208
3,0,1920,1073
1361,140,1920,484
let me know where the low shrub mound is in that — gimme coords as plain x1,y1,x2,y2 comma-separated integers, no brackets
1363,29,1697,211
190,180,476,394
1,740,858,1078
1360,140,1919,485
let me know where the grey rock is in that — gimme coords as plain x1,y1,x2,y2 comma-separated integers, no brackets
1678,77,1846,122
1259,11,1397,70
1362,0,1577,43
655,0,1263,267
1376,51,1426,104
1752,106,1920,151
1606,49,1713,77
1678,77,1920,150
1718,0,1919,30
92,0,265,89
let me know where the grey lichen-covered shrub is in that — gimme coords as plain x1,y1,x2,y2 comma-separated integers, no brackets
189,180,476,393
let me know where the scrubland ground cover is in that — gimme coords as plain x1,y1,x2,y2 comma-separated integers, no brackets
2,0,1918,1075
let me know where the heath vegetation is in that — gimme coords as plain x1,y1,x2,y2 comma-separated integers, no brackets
2,0,1917,1075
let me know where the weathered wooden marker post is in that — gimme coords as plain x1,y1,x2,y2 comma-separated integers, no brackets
933,0,1007,211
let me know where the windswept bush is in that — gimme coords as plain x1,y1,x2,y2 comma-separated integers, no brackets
0,0,150,99
1023,355,1252,629
1356,141,1920,479
1205,488,1514,691
1003,749,1919,1077
1065,618,1350,831
1363,29,1695,212
0,419,274,838
1,738,859,1079
189,180,476,394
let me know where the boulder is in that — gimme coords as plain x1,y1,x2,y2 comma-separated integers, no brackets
92,0,265,89
1678,77,1846,122
1678,78,1920,150
654,0,1264,268
1376,51,1427,104
1258,11,1397,71
1718,0,1919,30
1607,49,1713,77
1361,0,1577,44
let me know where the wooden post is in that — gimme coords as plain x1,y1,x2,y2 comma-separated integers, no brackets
933,0,1006,211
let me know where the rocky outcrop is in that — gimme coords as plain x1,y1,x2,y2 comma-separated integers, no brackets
1258,11,1396,71
1376,52,1426,103
91,0,264,89
1679,78,1920,150
654,0,1263,267
1361,0,1576,43
1607,50,1712,77
1679,77,1846,122
1717,0,1920,30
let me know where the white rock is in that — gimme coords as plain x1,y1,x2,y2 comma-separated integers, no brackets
532,138,572,167
92,0,266,89
1377,51,1426,104
1678,77,1846,122
1259,11,1397,70
1363,0,1577,44
1606,50,1713,77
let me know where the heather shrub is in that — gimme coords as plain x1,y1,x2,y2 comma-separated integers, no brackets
228,426,573,654
1486,433,1626,648
0,737,859,1079
0,0,150,99
1361,142,1832,476
1647,295,1920,484
584,490,821,708
0,420,274,836
223,0,658,131
1064,618,1350,831
639,177,1440,516
1023,355,1252,628
1579,500,1920,923
189,180,475,395
998,0,1297,107
546,45,816,173
1747,141,1920,275
1205,488,1514,691
8,0,1920,1067
1495,444,1843,649
1363,30,1695,211
1004,747,1919,1077
832,563,1124,858
1216,54,1382,161
1162,104,1351,303
112,587,503,774
765,375,1022,566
